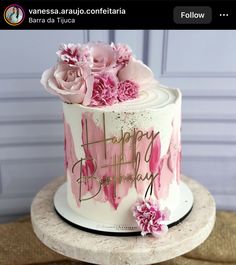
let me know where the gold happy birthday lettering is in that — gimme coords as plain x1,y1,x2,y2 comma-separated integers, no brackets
73,113,160,201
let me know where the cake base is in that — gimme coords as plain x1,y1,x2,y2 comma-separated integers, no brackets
53,181,193,235
31,175,216,265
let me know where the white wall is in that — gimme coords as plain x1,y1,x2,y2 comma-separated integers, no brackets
0,30,235,222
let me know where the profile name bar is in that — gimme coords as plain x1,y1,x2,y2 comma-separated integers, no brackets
0,1,235,29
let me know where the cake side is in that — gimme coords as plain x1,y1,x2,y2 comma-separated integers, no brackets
63,84,181,226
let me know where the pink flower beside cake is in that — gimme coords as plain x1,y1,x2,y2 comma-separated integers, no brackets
132,199,170,237
41,41,182,237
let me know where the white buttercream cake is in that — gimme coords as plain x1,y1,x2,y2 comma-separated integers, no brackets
41,42,182,236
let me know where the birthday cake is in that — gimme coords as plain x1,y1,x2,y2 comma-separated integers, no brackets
41,42,182,237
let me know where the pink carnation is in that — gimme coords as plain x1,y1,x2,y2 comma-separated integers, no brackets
132,199,170,237
56,43,91,67
111,43,132,66
118,80,139,102
90,73,118,106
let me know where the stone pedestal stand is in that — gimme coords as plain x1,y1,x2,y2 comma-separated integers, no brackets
31,175,215,265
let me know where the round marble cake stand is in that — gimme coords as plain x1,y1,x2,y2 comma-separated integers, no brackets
31,175,216,265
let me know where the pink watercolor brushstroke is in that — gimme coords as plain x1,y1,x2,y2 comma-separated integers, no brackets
149,136,161,174
153,114,182,199
64,119,100,207
81,112,134,209
64,120,82,207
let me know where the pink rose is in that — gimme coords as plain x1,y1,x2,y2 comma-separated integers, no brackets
118,57,156,88
56,43,91,67
40,62,93,105
90,72,118,106
89,42,117,74
111,43,132,66
118,80,139,102
132,199,170,237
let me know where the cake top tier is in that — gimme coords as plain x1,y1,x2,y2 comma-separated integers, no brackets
40,42,169,108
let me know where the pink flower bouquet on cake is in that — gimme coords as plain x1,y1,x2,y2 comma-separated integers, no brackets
41,42,155,107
